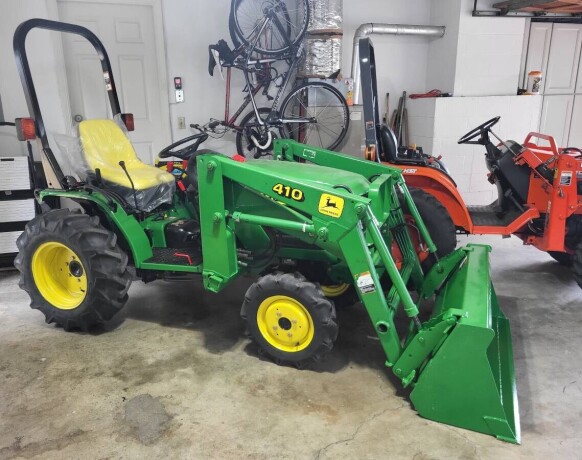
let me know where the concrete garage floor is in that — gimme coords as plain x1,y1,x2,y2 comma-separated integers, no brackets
0,235,581,459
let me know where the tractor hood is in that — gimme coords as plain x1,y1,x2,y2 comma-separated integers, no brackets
247,160,371,196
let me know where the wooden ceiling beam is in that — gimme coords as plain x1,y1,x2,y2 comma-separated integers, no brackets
493,0,582,13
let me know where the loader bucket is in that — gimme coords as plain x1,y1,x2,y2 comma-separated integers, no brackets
410,245,520,443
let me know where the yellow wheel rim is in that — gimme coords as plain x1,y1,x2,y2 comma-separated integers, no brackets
321,283,350,298
256,295,314,352
31,242,88,310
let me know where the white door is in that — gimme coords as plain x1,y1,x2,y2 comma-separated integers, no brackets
58,0,170,164
569,95,582,147
540,95,574,147
523,22,553,89
577,52,582,94
544,24,582,95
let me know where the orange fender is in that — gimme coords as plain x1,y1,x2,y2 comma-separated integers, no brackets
386,163,473,233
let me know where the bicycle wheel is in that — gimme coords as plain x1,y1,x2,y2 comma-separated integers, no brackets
231,0,310,56
236,107,282,158
280,82,350,151
229,9,243,49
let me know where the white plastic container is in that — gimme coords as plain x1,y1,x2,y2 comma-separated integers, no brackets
526,71,543,95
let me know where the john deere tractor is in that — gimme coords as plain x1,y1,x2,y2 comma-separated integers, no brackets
11,19,520,443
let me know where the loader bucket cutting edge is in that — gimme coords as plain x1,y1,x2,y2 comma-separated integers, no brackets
410,244,520,443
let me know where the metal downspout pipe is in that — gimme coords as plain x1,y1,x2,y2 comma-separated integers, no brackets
351,23,446,105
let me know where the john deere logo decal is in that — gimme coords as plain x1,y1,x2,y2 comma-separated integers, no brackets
318,194,344,218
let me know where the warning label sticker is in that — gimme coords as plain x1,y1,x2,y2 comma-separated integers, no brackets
318,194,345,218
356,271,376,294
560,171,573,186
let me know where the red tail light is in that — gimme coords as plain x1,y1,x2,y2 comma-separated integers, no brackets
232,154,246,162
121,113,134,131
15,118,36,141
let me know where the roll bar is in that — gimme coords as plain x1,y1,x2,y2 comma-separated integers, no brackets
13,18,122,187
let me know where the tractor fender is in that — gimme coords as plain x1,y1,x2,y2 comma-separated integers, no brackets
386,164,473,233
37,190,153,266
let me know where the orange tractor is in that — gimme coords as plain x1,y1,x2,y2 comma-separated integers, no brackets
359,37,582,286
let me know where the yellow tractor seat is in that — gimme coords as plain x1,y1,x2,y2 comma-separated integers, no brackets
79,119,174,190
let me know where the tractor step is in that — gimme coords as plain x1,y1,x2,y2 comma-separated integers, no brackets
467,204,522,227
145,248,202,266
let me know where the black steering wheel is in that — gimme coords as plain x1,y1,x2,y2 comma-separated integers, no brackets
562,147,582,157
458,116,500,145
158,132,209,160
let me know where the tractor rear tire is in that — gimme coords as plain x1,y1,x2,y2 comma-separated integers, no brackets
319,283,357,309
14,209,132,331
571,242,582,289
241,272,338,367
402,187,457,271
294,260,357,308
548,251,572,266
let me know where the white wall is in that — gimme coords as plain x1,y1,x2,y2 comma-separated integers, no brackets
426,0,461,92
426,0,526,96
454,0,526,96
162,0,244,154
408,95,543,205
343,0,433,108
0,0,69,158
407,0,537,205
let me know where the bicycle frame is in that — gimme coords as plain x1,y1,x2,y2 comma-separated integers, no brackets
242,42,304,126
223,66,266,128
219,41,307,132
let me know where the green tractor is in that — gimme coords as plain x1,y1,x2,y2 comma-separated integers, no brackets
12,19,520,443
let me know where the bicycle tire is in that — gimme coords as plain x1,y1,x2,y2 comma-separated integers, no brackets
279,82,350,151
230,0,309,56
228,1,245,50
236,107,282,158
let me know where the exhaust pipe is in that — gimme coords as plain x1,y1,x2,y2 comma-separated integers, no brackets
351,23,446,105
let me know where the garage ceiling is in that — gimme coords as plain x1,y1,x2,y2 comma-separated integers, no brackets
493,0,582,14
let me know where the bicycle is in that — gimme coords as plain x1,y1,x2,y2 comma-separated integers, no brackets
229,0,310,56
200,6,349,157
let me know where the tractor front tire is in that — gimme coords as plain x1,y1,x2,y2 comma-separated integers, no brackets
14,209,132,331
241,272,338,367
402,187,457,271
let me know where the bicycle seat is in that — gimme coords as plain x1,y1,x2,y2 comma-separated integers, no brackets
208,39,235,76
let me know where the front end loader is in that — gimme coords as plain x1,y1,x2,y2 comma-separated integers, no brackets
12,19,520,443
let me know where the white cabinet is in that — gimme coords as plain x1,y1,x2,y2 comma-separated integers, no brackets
545,24,582,95
523,23,553,88
0,156,35,261
569,95,582,147
540,95,574,147
525,22,582,144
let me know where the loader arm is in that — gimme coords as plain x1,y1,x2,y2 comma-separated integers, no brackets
274,139,439,254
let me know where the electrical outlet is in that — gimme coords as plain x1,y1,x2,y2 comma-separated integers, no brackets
178,117,186,129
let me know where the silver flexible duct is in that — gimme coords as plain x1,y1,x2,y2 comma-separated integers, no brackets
351,23,446,104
